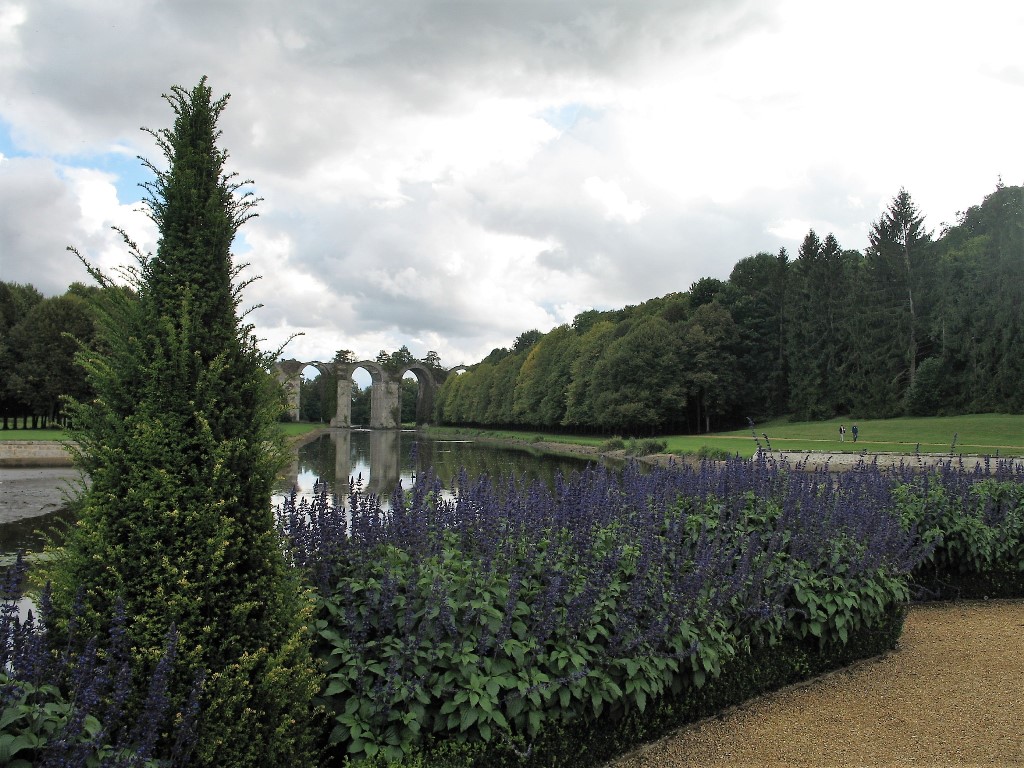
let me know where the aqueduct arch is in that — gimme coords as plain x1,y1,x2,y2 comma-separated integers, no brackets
274,358,447,429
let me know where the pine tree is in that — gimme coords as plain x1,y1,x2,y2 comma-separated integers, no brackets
51,79,320,767
865,188,933,405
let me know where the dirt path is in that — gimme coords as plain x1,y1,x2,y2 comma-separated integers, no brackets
609,600,1024,767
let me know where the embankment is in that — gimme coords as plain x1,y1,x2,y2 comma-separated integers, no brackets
0,440,74,468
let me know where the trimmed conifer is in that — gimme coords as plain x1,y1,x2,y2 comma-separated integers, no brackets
50,78,321,767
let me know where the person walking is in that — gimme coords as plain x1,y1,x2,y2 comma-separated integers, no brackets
839,424,846,442
852,424,859,443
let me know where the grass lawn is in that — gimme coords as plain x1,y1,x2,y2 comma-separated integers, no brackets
0,428,66,441
0,422,326,442
718,413,1024,457
429,413,1024,458
278,422,327,439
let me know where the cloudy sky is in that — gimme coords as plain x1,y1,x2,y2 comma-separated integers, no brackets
1,1,1022,370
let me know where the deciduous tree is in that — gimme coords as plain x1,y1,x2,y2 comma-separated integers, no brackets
5,293,95,425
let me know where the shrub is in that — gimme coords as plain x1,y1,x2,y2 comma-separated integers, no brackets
895,459,1024,599
46,79,321,766
599,437,625,451
624,438,666,456
695,446,733,461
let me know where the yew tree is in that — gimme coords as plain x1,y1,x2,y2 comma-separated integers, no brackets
53,79,320,767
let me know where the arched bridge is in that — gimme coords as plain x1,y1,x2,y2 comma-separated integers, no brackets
274,358,451,429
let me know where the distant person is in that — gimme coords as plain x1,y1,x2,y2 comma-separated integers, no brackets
839,424,845,442
852,424,859,443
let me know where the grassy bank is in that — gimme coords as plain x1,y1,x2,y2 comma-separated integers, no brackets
427,413,1024,458
0,421,324,442
0,428,66,441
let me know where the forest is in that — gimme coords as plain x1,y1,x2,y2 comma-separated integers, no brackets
434,184,1024,434
1,184,1021,433
0,280,102,428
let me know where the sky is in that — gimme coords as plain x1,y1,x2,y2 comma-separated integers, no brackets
1,0,1022,373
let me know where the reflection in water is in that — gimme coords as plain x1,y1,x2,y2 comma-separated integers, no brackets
0,507,75,562
2,431,599,557
277,430,597,506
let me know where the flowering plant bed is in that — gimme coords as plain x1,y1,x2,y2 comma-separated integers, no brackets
280,454,1001,766
4,454,1019,766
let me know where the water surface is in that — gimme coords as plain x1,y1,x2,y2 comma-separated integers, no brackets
2,431,596,560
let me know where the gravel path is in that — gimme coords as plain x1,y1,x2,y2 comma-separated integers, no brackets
609,600,1024,767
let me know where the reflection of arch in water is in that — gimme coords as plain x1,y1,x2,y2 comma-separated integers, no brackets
275,359,451,428
333,429,351,491
366,430,400,496
282,429,403,500
315,430,402,499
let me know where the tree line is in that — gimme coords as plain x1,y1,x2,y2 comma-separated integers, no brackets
3,185,1020,434
0,285,443,429
0,280,117,428
434,184,1024,434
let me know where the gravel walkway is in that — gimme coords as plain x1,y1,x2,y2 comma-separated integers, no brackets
609,600,1024,767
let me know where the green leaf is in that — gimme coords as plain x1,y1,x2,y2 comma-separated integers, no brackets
527,709,542,737
459,707,478,733
635,689,647,713
693,668,706,688
324,678,349,697
0,707,25,731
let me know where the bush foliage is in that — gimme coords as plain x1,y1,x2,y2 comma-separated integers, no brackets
1,555,201,766
39,79,321,766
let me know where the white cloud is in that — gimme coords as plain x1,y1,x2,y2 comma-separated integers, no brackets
583,176,648,223
1,0,1022,367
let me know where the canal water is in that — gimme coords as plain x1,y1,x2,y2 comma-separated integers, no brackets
280,430,596,503
1,430,597,562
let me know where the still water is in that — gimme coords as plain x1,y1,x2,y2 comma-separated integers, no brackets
281,430,596,503
1,431,597,560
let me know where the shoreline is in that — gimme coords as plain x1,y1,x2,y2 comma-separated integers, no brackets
0,440,75,468
441,432,1020,473
3,433,1019,526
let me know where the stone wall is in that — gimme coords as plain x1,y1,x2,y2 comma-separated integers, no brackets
0,441,74,467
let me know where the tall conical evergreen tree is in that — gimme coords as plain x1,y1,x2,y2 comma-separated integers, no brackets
864,188,933,408
52,79,320,767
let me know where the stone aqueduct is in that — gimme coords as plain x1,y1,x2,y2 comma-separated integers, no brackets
274,358,465,429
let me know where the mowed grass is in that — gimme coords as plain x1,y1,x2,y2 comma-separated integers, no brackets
0,422,325,442
278,422,326,439
716,413,1024,457
430,413,1024,458
0,428,66,441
